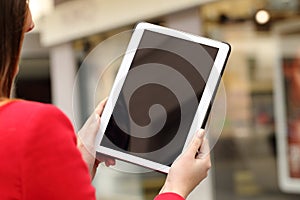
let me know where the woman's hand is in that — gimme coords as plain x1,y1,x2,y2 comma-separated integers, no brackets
77,98,115,179
160,129,211,199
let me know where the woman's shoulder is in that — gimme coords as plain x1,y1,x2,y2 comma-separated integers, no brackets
10,101,96,199
5,100,71,123
1,100,75,136
6,100,64,115
7,100,78,155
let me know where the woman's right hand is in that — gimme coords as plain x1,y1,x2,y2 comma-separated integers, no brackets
159,129,211,199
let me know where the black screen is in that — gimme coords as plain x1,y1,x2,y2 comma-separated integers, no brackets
101,30,218,166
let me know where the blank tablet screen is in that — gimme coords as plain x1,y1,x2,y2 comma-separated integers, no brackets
100,30,218,166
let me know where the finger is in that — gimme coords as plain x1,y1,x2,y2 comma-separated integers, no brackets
97,153,115,164
95,97,108,116
105,159,114,167
96,154,106,162
196,141,212,171
108,159,116,166
78,112,101,147
186,129,205,158
196,138,210,159
95,159,101,166
105,159,116,167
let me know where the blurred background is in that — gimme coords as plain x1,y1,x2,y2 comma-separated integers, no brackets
17,0,300,199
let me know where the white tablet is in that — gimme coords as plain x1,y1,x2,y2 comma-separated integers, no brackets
95,22,231,173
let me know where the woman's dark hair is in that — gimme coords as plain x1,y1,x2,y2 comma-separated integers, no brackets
0,0,27,98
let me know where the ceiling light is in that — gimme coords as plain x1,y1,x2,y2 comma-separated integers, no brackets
255,9,271,25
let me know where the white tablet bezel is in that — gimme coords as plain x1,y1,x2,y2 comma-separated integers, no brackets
95,22,230,173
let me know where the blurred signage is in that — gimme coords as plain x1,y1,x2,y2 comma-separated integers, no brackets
275,20,300,194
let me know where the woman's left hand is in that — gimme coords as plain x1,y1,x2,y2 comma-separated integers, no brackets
77,98,115,179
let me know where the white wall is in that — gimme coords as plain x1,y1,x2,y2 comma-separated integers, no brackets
40,0,215,46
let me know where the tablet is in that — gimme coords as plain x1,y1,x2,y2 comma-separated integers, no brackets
95,22,231,173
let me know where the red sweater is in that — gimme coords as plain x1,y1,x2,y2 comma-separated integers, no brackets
0,100,184,200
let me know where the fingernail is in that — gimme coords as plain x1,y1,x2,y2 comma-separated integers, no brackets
197,130,204,138
95,113,100,121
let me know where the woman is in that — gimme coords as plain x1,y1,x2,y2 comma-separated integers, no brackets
0,1,211,199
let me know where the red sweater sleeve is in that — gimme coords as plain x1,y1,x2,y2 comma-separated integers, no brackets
154,193,185,200
20,103,96,200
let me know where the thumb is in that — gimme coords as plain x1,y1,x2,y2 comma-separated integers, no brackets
77,112,101,152
186,129,205,158
95,97,108,116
